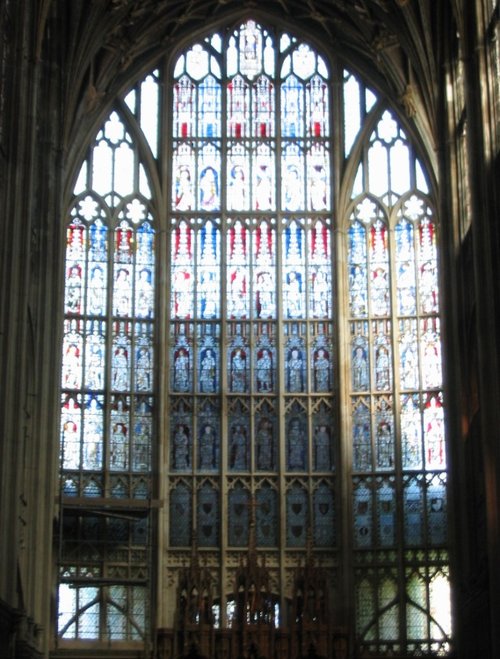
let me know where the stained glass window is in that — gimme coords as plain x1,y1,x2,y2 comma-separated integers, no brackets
348,107,450,654
57,18,450,656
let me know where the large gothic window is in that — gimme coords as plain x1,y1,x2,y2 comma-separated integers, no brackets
56,18,451,656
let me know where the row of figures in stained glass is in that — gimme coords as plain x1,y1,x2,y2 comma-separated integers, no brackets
348,212,439,319
169,481,335,548
174,21,329,138
351,392,445,473
172,266,332,320
175,70,328,142
171,149,329,213
62,320,153,393
65,218,154,318
353,472,447,548
349,318,442,393
60,393,152,472
171,220,331,320
170,407,333,472
171,334,332,394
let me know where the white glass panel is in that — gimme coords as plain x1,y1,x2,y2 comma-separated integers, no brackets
186,44,209,80
124,88,136,113
390,140,410,194
140,75,159,157
114,142,134,197
139,164,151,198
368,141,388,197
416,158,429,193
74,162,87,195
92,142,113,196
344,74,361,156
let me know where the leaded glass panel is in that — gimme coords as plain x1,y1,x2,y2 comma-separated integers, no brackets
256,482,278,546
58,16,449,656
348,103,447,653
286,481,308,547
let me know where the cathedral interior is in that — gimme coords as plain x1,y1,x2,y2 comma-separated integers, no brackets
0,1,499,658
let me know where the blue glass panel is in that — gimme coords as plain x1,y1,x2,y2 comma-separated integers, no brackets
418,216,439,314
197,220,220,319
313,418,332,472
111,323,131,391
170,483,192,546
239,21,264,79
252,75,274,138
134,265,154,319
113,227,134,308
227,220,250,317
306,73,329,138
254,343,274,394
198,342,218,394
309,220,331,319
198,75,221,138
132,396,152,472
283,222,306,318
373,321,392,392
285,338,306,393
134,323,153,392
314,482,335,546
252,143,275,211
65,258,84,315
353,478,373,548
88,216,107,259
227,328,250,394
369,220,390,317
228,401,250,471
281,143,305,210
253,222,276,318
311,338,332,394
197,483,219,546
61,394,82,469
423,393,445,469
198,159,221,211
307,144,330,211
375,397,394,470
255,402,277,471
172,150,196,211
228,487,249,546
109,395,130,471
286,483,308,547
399,319,419,390
227,146,250,211
376,478,395,547
286,405,308,471
421,318,442,389
403,476,424,545
400,394,422,469
82,395,104,470
85,320,105,391
281,75,304,138
62,320,84,390
227,74,250,137
197,400,220,470
171,324,193,393
351,335,370,392
349,221,368,318
352,397,371,471
174,75,196,138
256,485,278,546
171,402,192,471
427,474,447,545
395,219,416,316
